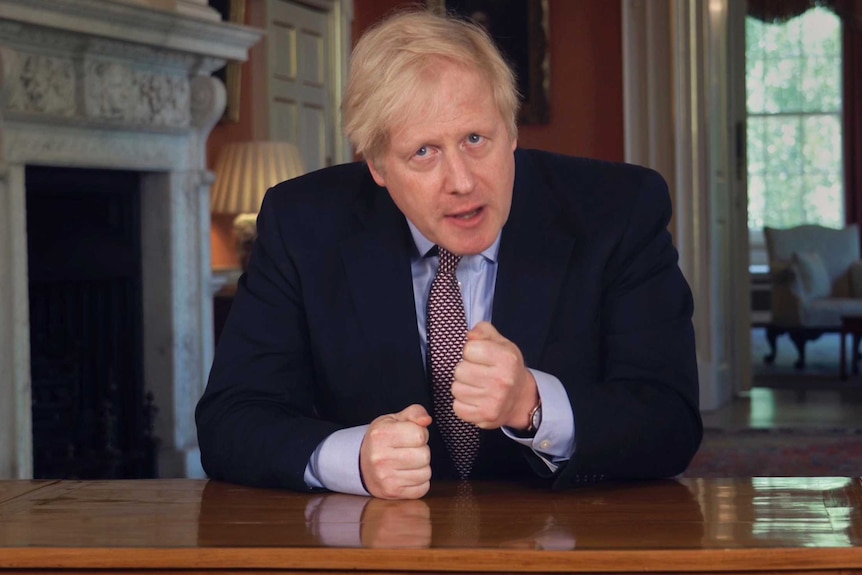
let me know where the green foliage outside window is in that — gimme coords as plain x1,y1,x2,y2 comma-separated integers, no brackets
747,7,843,231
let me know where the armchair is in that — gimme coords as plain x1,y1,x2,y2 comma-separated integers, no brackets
763,224,862,369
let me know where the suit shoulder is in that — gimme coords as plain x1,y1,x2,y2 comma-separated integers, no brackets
265,161,371,210
517,148,669,199
255,161,380,246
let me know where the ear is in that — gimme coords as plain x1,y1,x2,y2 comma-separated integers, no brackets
510,137,518,152
367,160,387,188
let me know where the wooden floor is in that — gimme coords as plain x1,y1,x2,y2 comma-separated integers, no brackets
702,386,862,431
700,329,862,432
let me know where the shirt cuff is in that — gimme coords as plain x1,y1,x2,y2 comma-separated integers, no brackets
502,369,576,471
304,425,370,496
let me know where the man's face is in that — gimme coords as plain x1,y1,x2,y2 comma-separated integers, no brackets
367,64,517,256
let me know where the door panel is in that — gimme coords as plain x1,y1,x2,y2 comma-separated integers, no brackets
258,0,333,171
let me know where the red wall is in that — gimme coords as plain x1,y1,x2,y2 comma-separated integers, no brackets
209,0,623,268
517,0,623,160
351,0,623,160
209,0,258,269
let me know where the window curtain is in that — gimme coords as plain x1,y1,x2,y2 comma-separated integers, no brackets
748,1,862,243
837,2,862,233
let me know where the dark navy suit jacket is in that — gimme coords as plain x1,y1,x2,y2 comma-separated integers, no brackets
196,148,702,491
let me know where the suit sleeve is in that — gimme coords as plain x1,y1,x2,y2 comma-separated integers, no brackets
196,190,342,490
553,168,702,488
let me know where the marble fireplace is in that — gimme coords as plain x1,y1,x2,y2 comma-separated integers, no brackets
0,0,261,478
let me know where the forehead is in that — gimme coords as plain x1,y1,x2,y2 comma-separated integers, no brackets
386,65,499,145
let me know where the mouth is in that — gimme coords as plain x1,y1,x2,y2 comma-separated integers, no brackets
447,206,483,221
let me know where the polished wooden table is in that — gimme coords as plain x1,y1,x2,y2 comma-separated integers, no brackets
0,478,861,574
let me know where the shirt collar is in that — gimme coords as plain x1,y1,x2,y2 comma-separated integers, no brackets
406,219,501,263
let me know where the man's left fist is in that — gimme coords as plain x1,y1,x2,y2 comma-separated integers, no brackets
451,321,539,430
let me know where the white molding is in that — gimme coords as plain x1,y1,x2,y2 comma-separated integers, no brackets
671,0,736,411
727,0,753,391
623,0,738,411
0,164,31,479
332,0,354,165
0,0,258,479
0,0,261,62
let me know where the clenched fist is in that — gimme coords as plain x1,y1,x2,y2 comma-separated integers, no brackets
360,404,432,499
452,321,539,430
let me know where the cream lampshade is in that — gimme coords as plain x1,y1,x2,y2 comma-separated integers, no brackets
211,140,305,270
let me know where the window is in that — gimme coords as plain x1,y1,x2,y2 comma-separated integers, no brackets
746,7,843,232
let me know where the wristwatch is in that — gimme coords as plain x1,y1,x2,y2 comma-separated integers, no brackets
525,400,542,433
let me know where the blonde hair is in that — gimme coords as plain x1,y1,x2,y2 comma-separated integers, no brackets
343,8,519,162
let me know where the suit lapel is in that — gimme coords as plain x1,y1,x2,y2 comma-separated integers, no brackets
339,172,430,404
492,151,577,367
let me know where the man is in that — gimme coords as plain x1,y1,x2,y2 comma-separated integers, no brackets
196,9,702,500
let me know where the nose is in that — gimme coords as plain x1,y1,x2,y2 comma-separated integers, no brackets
443,151,475,195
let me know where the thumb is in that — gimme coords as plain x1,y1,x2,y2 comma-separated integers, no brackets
467,320,502,341
395,404,432,427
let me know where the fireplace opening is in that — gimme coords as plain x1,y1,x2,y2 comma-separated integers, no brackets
26,166,158,479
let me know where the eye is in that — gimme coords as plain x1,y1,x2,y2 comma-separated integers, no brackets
467,134,484,145
415,146,429,158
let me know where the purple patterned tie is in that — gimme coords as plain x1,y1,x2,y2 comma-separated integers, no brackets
427,247,479,478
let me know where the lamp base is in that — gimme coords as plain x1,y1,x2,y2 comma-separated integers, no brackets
233,212,258,272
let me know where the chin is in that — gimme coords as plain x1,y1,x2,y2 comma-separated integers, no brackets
448,235,496,257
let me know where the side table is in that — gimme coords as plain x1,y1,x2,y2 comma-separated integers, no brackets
839,315,862,380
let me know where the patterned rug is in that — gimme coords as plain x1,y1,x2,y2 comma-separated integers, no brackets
684,329,862,478
684,430,862,477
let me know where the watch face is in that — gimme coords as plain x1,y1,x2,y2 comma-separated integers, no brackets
532,406,542,430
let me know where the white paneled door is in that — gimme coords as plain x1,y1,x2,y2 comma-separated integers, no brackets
251,0,352,171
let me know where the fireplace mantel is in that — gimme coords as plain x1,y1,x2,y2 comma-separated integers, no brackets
0,0,262,479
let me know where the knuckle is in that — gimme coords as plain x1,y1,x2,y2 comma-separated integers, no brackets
501,349,519,370
367,425,388,442
369,451,387,468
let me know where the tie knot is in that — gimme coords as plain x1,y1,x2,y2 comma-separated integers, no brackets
437,248,461,276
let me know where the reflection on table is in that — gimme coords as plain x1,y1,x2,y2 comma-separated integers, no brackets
0,477,860,573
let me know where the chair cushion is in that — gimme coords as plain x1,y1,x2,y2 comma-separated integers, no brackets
764,225,860,292
791,250,832,299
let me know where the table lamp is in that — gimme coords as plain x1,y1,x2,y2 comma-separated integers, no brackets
211,140,305,270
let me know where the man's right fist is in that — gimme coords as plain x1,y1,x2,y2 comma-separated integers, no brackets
360,404,432,499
